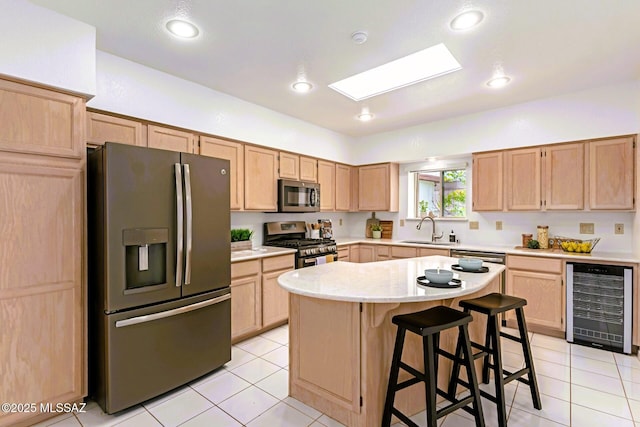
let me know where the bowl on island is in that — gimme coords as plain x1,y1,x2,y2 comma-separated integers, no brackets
459,257,483,271
424,269,454,284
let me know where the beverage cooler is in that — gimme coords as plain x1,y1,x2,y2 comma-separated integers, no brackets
566,263,632,354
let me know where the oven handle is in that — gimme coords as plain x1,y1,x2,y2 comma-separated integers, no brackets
174,163,184,288
114,293,231,328
183,164,193,286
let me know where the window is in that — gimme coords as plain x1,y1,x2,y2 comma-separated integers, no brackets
411,168,467,218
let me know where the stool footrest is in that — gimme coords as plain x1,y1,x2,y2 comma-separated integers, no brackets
398,362,426,382
395,376,423,392
390,408,420,427
503,367,530,385
436,394,476,419
500,331,522,343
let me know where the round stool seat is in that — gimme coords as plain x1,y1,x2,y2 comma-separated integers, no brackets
459,292,526,316
392,305,472,336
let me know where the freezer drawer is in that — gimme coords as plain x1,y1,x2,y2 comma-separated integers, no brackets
92,289,231,414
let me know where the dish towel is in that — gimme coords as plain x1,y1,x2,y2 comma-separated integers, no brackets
316,257,326,265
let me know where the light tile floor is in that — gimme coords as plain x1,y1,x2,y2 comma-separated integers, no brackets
33,324,640,427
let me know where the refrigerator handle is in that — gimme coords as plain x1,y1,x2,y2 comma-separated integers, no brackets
174,163,184,287
183,163,193,285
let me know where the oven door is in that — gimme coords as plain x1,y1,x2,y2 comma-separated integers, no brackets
298,253,338,268
278,179,320,212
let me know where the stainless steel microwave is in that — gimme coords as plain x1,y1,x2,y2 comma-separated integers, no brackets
278,179,320,212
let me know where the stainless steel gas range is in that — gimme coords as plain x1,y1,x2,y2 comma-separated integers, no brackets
263,221,337,268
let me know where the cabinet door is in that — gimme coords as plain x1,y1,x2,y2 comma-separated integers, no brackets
376,245,391,261
318,160,336,211
335,164,352,211
244,145,278,211
391,246,417,259
262,269,292,327
230,275,261,339
472,152,503,211
505,147,541,211
358,163,399,212
589,136,635,210
200,136,244,210
506,269,564,331
279,152,299,180
86,112,146,147
358,245,375,263
544,142,584,210
418,248,450,257
300,156,318,182
147,125,195,153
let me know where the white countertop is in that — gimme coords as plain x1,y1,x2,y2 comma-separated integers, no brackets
334,237,639,264
231,246,296,262
277,255,505,303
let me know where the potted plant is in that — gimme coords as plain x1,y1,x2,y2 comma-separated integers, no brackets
230,228,254,251
419,200,429,218
371,223,383,239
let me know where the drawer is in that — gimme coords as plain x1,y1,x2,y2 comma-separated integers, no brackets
507,255,562,274
391,246,417,258
231,259,260,279
262,254,295,273
337,246,350,257
376,245,391,256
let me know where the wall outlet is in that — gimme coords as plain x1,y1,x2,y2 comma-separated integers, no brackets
579,223,594,234
399,219,405,227
469,221,479,230
339,218,343,226
615,223,624,234
496,221,503,230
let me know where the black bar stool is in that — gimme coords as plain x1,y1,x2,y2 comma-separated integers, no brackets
449,293,542,427
382,305,484,427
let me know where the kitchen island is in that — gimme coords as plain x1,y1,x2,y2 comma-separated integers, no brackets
278,255,505,427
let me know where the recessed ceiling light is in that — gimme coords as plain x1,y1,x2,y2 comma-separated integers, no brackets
357,112,374,121
329,43,461,101
450,10,484,31
486,76,511,88
292,81,313,93
351,31,368,44
166,19,199,38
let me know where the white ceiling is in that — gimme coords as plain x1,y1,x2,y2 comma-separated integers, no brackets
31,0,640,137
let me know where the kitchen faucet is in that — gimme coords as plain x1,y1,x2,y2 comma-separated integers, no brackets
416,212,444,242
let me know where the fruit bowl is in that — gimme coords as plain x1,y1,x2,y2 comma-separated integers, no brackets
557,237,600,253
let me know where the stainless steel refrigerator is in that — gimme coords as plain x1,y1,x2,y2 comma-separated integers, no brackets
87,142,231,414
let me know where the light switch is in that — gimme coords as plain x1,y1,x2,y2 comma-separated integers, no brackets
496,221,503,230
139,245,149,271
469,221,479,230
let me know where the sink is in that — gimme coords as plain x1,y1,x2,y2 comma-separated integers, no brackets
401,240,455,246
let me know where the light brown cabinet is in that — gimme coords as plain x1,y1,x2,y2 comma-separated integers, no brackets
544,142,584,210
244,145,278,211
300,156,318,182
147,124,196,153
357,244,376,263
230,260,261,340
318,160,336,211
589,136,635,210
335,164,353,211
86,111,146,147
200,136,245,210
418,247,450,257
358,163,399,212
0,79,86,427
279,151,299,180
391,246,417,259
262,254,295,327
505,255,564,336
472,151,503,211
505,147,541,210
337,245,351,262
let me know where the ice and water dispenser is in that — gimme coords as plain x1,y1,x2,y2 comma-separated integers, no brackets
123,228,168,292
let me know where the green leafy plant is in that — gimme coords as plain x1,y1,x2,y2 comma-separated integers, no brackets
370,223,383,232
231,228,254,242
418,200,429,212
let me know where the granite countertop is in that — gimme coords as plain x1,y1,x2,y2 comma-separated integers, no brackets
277,255,505,303
231,246,296,262
334,237,639,264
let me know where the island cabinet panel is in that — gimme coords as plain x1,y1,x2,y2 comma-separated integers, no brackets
472,151,503,211
290,295,361,414
358,163,399,212
262,254,294,328
200,136,244,210
244,145,278,211
588,136,635,210
505,255,564,336
300,156,318,182
279,151,299,180
505,147,541,211
544,142,584,210
147,124,195,153
318,160,336,211
230,260,261,341
0,79,84,159
86,111,146,147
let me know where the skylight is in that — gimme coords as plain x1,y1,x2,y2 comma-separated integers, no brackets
329,43,462,101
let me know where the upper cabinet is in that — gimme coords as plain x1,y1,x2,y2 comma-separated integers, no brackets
300,156,318,182
318,160,336,211
147,125,196,153
589,136,635,210
87,111,146,147
472,151,503,211
200,136,245,210
279,152,299,180
358,163,399,212
544,142,584,210
505,147,541,211
335,163,353,211
244,145,278,211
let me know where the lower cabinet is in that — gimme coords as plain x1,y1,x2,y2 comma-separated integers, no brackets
337,245,351,262
231,254,294,342
505,255,564,336
358,244,376,263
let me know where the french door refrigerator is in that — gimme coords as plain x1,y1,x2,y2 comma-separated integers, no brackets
88,142,231,414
